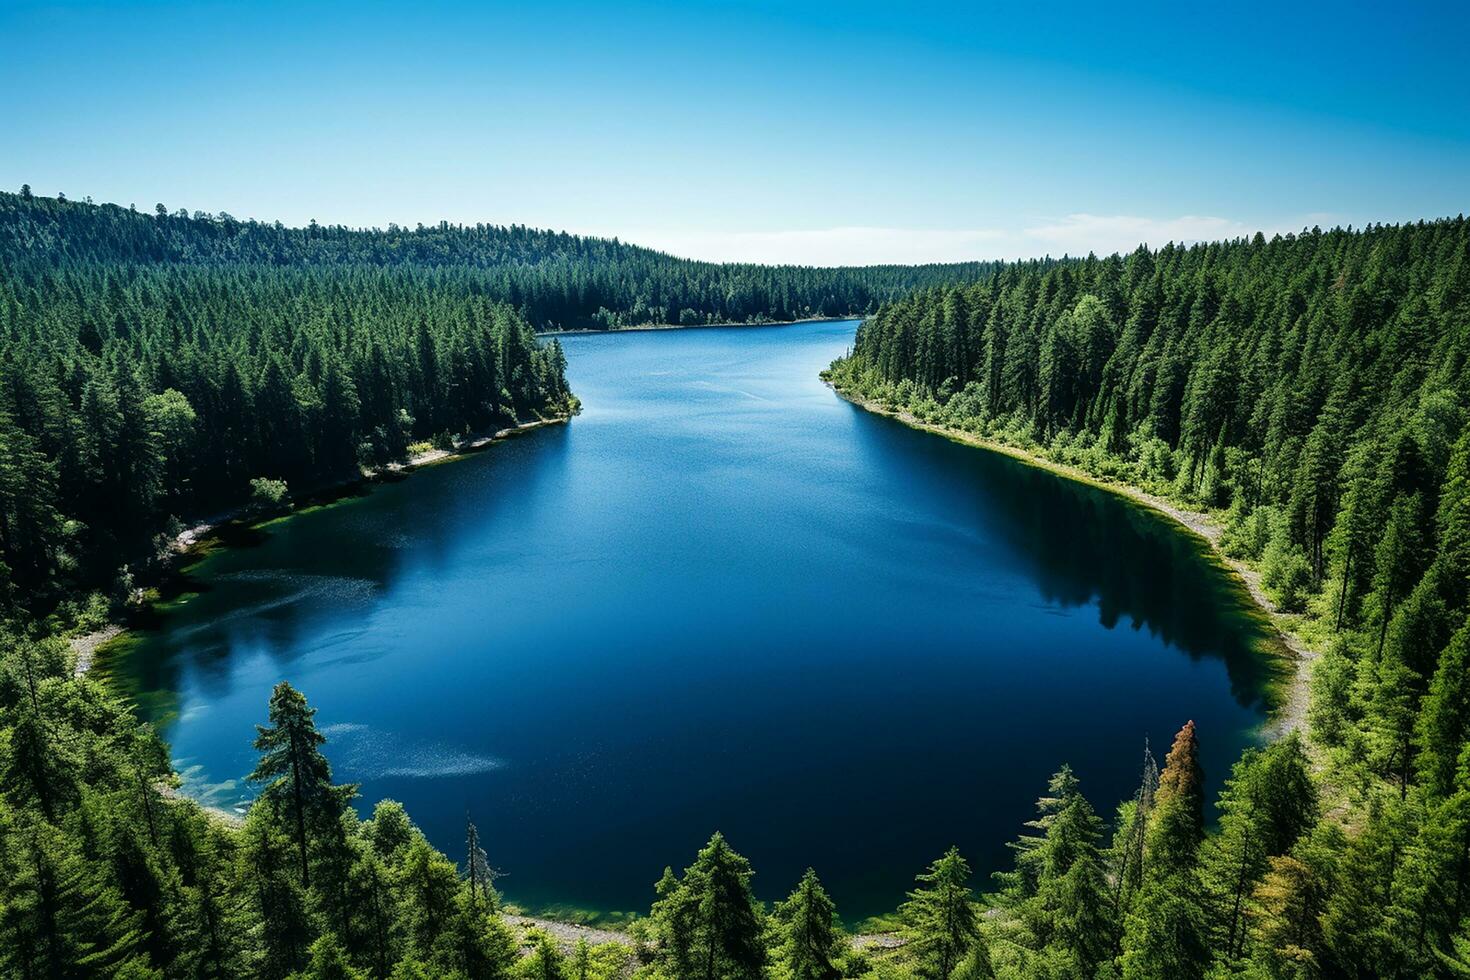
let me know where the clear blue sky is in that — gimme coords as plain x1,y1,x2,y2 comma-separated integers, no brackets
4,0,1467,264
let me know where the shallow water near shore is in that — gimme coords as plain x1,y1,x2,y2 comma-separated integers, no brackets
109,319,1282,922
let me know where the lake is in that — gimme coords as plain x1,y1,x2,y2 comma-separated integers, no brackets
108,319,1280,922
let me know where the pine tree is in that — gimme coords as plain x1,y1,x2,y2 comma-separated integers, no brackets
298,932,369,980
437,894,515,980
346,851,400,980
1033,785,1113,977
464,814,501,914
1120,722,1210,980
250,682,355,887
1109,740,1159,930
523,932,567,980
177,825,252,980
0,411,63,603
0,816,149,979
1415,617,1470,800
1320,796,1406,978
995,766,1082,905
0,693,79,821
1150,720,1205,872
242,810,314,980
1119,873,1209,980
1247,855,1326,980
647,833,766,980
770,869,845,980
900,847,983,980
398,837,461,965
1383,745,1470,972
1203,734,1317,965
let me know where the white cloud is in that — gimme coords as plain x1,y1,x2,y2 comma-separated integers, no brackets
1020,214,1281,257
598,214,1312,267
603,226,1008,266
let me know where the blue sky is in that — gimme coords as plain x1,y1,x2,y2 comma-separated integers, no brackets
3,0,1467,264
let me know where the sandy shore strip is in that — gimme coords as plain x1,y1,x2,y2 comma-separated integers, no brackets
70,624,123,676
506,915,632,953
505,912,901,959
828,384,1318,739
384,416,567,469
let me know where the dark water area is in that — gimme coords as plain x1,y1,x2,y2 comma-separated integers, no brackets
109,319,1280,922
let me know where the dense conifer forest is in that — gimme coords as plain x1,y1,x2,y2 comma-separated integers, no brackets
1,190,994,331
0,631,1335,980
0,193,579,622
5,195,1470,978
827,216,1470,976
0,188,987,622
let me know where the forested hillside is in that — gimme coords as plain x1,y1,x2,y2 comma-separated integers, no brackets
0,188,995,621
1,189,994,331
0,624,1345,980
7,192,1470,978
0,230,575,620
0,623,1329,980
828,216,1470,976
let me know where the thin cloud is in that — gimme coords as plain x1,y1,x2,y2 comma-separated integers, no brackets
1021,213,1286,256
615,226,1009,266
609,215,1310,267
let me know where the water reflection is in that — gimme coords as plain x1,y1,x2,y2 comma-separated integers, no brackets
110,321,1277,922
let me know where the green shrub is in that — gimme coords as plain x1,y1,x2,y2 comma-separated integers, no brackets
1262,538,1313,612
248,477,290,518
1133,436,1176,486
1220,503,1274,560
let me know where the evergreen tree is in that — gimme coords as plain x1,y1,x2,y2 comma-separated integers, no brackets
1148,721,1205,874
464,814,501,914
1320,796,1407,979
900,847,983,980
1415,617,1470,800
398,836,461,965
1033,783,1113,977
242,810,315,980
1246,855,1327,980
1108,740,1159,931
1202,734,1317,965
770,868,845,980
646,833,766,980
1120,722,1210,980
250,682,355,887
436,893,515,980
993,766,1081,906
0,815,149,979
522,932,567,980
295,932,369,980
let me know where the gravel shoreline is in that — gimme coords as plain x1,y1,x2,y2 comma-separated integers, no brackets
535,315,856,338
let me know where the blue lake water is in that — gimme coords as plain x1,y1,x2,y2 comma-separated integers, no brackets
110,319,1279,922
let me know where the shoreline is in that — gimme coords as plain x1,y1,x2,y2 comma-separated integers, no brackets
827,383,1317,740
499,912,897,957
64,383,1310,945
536,314,859,337
68,415,572,829
68,415,572,833
69,414,570,674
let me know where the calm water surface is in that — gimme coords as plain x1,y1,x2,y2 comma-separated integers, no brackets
112,320,1279,921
